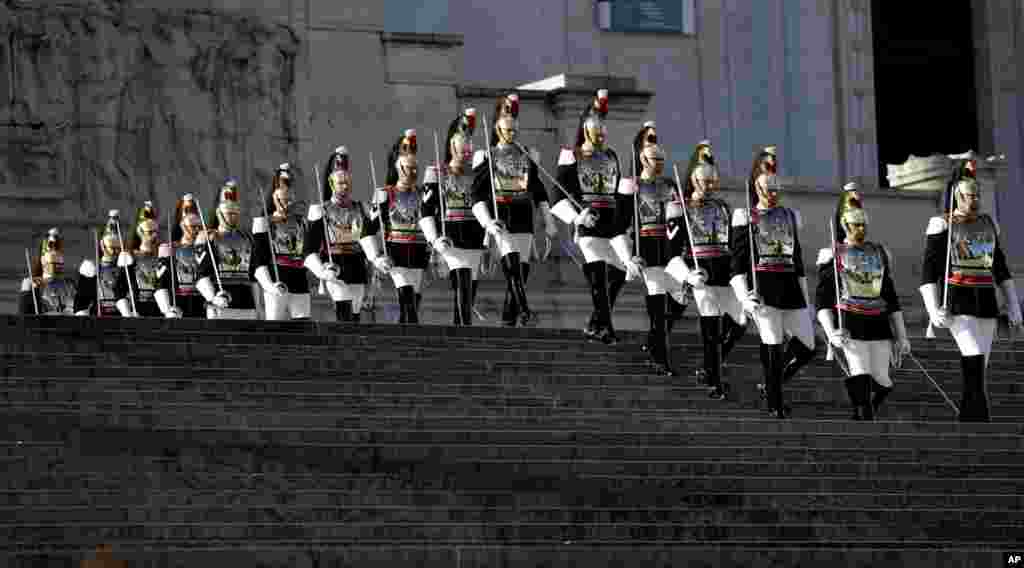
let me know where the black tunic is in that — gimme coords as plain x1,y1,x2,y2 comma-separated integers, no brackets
614,177,680,267
197,230,257,311
253,212,312,295
816,242,901,341
673,196,734,287
365,186,430,270
114,252,163,317
919,214,1011,318
303,199,376,286
74,260,119,317
554,149,622,240
730,206,807,310
471,144,548,235
423,166,486,250
156,243,205,318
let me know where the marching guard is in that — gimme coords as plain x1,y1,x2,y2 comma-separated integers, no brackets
816,186,910,420
919,159,1021,422
471,93,554,327
368,129,431,324
421,108,485,325
73,211,122,317
304,146,377,323
610,121,682,375
667,139,740,398
113,202,164,317
729,147,816,418
551,89,626,342
20,228,77,315
155,194,205,318
196,179,258,320
252,163,312,321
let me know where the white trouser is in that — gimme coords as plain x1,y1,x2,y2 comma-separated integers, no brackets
252,283,264,319
441,247,483,277
843,339,893,387
324,281,366,312
949,315,996,363
206,307,257,320
390,267,424,292
494,232,535,260
753,306,815,347
641,266,675,295
263,292,312,321
575,235,626,271
693,285,746,322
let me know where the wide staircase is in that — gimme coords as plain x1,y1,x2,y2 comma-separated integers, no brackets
2,315,1022,567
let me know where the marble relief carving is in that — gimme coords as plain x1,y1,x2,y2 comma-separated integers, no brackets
0,1,301,217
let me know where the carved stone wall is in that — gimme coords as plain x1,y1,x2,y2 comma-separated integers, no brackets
0,0,300,225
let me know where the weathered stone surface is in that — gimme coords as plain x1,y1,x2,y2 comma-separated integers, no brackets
0,0,300,221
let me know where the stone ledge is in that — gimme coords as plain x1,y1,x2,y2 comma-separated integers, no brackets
380,31,464,48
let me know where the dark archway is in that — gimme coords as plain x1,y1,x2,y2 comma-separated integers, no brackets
871,1,979,187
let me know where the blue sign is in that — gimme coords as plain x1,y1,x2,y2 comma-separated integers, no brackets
607,0,687,33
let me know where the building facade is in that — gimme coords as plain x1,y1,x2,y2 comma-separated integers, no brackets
1,0,1021,312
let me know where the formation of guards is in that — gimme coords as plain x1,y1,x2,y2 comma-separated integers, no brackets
19,91,1022,423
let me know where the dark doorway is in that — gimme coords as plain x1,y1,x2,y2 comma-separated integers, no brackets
871,1,978,187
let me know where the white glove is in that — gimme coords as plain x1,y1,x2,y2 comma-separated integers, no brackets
896,336,911,355
304,253,340,283
1000,280,1022,328
826,327,849,349
919,283,948,328
573,208,598,229
731,275,762,315
685,268,708,289
74,310,90,317
740,292,762,316
165,307,183,319
485,220,508,238
255,266,286,297
623,256,645,281
117,251,134,268
212,291,231,309
115,298,136,318
373,255,394,273
433,237,453,254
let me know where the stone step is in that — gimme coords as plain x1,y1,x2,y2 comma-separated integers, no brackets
0,396,1013,424
2,519,1018,545
6,487,1022,511
9,414,1022,443
7,450,1022,481
5,328,1023,366
0,545,1005,568
9,503,1024,528
5,440,1022,468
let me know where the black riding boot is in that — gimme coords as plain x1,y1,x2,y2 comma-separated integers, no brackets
502,253,536,326
334,300,353,322
959,354,990,422
844,374,874,421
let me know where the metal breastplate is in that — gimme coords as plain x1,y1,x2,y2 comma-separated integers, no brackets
271,214,306,267
97,261,118,308
836,242,886,315
636,180,674,238
949,215,996,287
40,277,76,314
133,254,161,302
688,199,731,258
387,190,424,243
173,245,199,294
753,207,796,272
491,144,529,200
324,201,365,256
214,230,252,282
578,151,618,209
441,171,473,221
